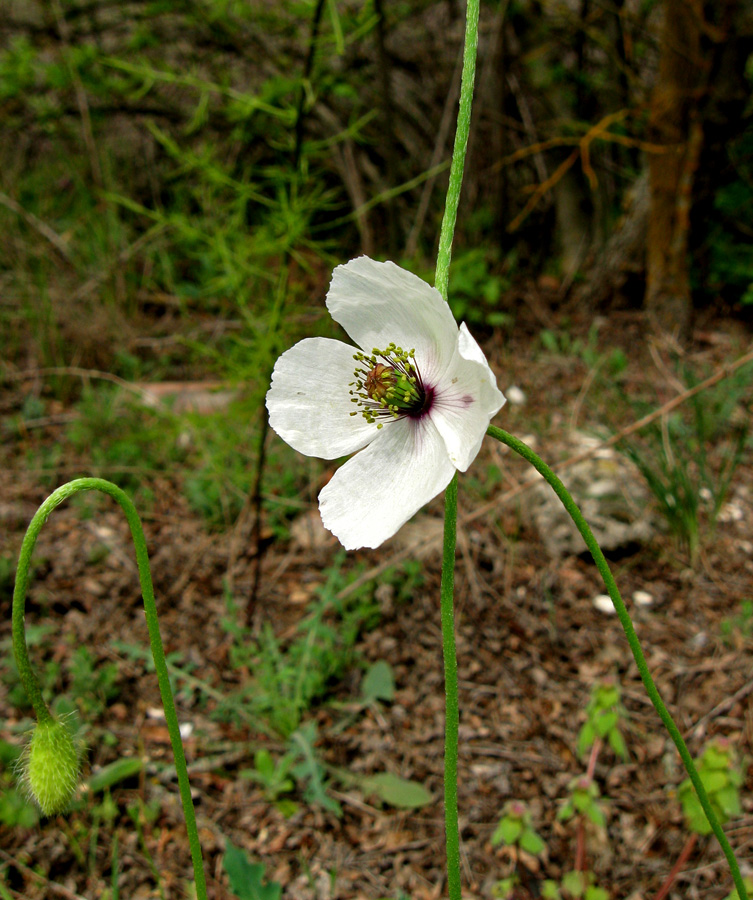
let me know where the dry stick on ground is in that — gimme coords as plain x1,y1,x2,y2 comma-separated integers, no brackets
0,190,77,267
3,366,174,413
404,43,463,259
334,344,753,602
70,224,168,304
652,832,698,900
0,848,87,900
688,677,753,741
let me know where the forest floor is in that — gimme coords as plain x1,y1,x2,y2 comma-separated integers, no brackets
1,299,753,900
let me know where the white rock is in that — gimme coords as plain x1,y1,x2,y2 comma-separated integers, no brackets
593,594,616,614
506,384,526,406
632,590,654,607
719,501,744,523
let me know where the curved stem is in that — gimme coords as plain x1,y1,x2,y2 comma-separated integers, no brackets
486,426,748,900
12,478,207,900
440,473,461,900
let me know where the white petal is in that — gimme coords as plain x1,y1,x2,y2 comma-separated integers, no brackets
430,323,506,471
266,337,377,459
326,257,458,385
318,417,455,550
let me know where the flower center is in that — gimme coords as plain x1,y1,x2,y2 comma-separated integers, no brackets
349,344,431,428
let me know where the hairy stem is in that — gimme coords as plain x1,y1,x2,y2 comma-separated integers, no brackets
440,473,461,900
434,0,480,302
12,478,207,900
433,1,480,896
487,425,748,900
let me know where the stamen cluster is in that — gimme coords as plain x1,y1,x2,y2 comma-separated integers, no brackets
349,343,428,427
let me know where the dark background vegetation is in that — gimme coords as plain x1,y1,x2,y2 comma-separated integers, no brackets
1,1,753,898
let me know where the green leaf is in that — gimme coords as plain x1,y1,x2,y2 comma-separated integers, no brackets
562,870,586,898
519,828,546,856
716,785,741,819
290,723,342,817
703,770,729,793
608,728,627,760
492,816,523,846
577,722,595,757
362,773,432,809
585,887,609,900
595,710,618,737
254,750,275,778
223,840,282,900
557,800,575,822
273,798,298,818
586,804,606,829
88,757,144,793
361,660,395,703
492,876,519,899
0,788,39,828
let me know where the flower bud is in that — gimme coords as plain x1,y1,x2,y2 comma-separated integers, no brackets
21,718,82,816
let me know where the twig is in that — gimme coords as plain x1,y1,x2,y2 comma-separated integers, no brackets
688,677,753,740
652,832,698,900
1,365,174,412
293,0,326,169
70,224,167,303
0,848,88,900
405,43,464,259
0,190,76,266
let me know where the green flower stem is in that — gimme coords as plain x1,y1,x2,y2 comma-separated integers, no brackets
433,0,479,895
440,472,461,900
434,0,479,302
487,426,748,900
12,478,207,900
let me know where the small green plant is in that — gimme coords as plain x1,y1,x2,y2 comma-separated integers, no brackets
492,800,546,856
69,647,120,718
288,721,341,817
652,738,746,900
0,740,39,827
558,776,607,831
224,839,282,900
448,247,513,327
720,600,753,646
559,870,609,900
240,749,298,816
679,739,743,836
220,557,381,736
577,680,628,760
490,801,562,900
618,362,752,563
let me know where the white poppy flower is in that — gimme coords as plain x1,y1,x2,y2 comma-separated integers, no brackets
266,256,506,550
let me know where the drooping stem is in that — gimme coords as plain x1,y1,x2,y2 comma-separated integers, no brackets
486,425,748,900
12,478,207,900
440,472,461,900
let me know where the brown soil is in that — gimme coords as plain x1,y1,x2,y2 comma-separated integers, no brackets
1,307,752,900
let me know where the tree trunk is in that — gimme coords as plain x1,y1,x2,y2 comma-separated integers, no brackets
645,0,705,343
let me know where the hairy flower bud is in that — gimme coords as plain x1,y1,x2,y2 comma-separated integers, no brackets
20,718,82,816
